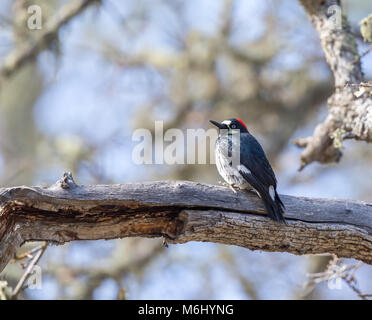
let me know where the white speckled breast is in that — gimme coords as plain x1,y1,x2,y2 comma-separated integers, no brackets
215,135,251,189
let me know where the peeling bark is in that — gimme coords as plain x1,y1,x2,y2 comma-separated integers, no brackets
1,173,372,273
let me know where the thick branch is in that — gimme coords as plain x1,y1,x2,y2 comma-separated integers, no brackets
0,0,100,80
295,0,372,170
1,173,372,273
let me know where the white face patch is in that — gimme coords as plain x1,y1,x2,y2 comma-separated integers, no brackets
269,185,275,200
222,120,232,126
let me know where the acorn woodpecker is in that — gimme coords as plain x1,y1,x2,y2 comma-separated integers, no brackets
210,118,286,224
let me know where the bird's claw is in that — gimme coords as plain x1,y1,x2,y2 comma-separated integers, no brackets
218,181,228,186
219,181,238,194
229,184,238,194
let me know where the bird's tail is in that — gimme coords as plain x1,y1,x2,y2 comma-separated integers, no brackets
261,190,287,225
238,169,287,224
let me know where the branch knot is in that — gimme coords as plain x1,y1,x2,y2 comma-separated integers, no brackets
55,172,78,190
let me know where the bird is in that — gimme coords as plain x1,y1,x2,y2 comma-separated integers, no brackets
210,118,287,224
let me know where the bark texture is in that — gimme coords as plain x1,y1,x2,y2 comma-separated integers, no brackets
1,173,371,273
294,0,372,170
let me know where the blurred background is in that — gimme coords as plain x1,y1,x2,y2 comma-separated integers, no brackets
0,0,371,299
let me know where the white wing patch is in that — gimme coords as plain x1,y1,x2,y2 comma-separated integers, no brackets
237,165,251,175
269,185,275,200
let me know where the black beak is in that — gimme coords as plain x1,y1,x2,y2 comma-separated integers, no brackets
210,120,228,129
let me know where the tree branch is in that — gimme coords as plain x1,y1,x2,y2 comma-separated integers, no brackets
11,241,47,299
1,173,372,273
0,0,101,80
294,0,372,170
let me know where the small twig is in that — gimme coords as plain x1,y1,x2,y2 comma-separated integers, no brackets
0,281,8,300
162,237,169,248
9,243,46,264
344,82,372,88
359,44,372,59
306,255,371,300
117,287,126,300
342,276,366,300
349,261,363,277
11,242,47,299
341,261,368,300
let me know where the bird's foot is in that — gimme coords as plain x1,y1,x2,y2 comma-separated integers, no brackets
229,184,238,194
218,181,229,187
219,181,238,194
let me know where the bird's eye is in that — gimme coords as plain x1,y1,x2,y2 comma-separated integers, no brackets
231,124,236,129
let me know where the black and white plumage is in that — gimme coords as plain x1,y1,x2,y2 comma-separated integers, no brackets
210,118,286,224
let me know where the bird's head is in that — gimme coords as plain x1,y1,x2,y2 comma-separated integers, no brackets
209,118,248,134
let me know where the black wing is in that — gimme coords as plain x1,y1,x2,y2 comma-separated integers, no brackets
239,134,286,223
